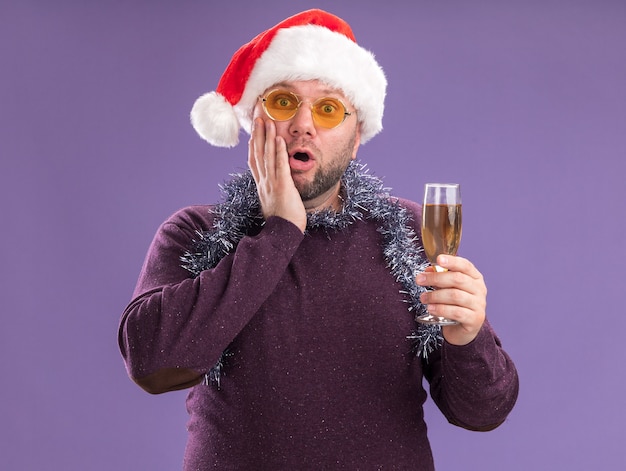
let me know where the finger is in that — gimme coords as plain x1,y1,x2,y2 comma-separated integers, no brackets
416,269,475,291
414,266,435,284
422,302,474,325
420,286,479,311
248,137,259,183
263,119,277,179
432,255,486,296
421,288,486,329
437,255,481,280
274,135,290,178
248,118,265,181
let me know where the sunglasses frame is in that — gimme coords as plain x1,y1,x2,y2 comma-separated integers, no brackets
260,89,354,129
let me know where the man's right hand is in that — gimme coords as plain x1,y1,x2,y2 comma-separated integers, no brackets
248,117,307,233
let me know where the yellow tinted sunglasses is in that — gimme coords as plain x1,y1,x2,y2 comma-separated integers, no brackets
260,89,354,129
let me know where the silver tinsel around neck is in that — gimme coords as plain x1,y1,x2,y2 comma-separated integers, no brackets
181,160,442,389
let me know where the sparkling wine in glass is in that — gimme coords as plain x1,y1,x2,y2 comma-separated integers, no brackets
417,183,462,326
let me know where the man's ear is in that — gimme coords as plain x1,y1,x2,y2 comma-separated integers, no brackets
351,125,362,160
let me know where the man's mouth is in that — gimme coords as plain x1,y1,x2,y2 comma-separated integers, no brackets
292,152,310,162
288,149,315,171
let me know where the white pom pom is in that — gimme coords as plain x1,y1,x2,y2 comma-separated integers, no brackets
190,92,241,148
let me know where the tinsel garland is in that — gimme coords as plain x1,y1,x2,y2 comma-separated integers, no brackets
181,160,442,389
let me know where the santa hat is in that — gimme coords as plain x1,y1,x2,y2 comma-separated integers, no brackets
190,9,387,148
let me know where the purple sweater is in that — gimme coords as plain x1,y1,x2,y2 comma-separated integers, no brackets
119,201,518,470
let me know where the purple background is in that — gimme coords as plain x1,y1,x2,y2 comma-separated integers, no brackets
2,1,625,470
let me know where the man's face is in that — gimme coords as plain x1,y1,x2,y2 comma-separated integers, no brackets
253,80,361,204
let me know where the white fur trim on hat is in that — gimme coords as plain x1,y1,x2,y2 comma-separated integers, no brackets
191,91,241,148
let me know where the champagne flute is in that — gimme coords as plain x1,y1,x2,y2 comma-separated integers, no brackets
417,183,462,326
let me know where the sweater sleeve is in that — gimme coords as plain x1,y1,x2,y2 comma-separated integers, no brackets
423,320,519,431
118,207,304,394
396,197,518,430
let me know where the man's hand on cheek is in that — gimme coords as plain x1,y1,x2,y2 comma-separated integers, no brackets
248,117,307,233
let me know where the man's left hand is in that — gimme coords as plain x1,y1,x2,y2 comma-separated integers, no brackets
416,255,487,346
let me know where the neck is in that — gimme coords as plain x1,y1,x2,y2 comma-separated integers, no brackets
303,182,343,213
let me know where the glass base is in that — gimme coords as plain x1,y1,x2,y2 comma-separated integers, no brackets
416,314,458,326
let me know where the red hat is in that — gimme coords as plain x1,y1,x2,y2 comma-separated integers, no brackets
190,9,387,148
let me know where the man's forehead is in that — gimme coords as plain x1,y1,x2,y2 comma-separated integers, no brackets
265,80,349,98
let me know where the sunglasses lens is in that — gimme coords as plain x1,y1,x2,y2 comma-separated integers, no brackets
264,90,299,121
312,98,345,128
262,90,348,128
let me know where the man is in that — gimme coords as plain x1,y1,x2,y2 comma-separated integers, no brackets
118,9,518,470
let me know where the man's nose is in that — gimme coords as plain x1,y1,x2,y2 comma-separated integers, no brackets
288,102,317,137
